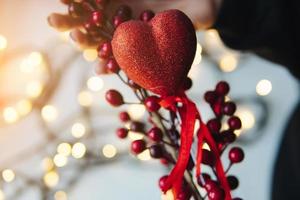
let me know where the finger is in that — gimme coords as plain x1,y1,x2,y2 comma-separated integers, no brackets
70,29,101,49
48,13,83,31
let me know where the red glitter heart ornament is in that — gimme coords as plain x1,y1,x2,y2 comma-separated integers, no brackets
112,9,197,96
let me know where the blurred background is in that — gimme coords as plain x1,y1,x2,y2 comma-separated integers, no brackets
0,0,299,200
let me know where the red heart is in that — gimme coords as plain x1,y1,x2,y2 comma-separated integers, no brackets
112,9,197,96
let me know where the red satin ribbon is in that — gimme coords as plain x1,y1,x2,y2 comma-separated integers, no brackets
160,93,232,200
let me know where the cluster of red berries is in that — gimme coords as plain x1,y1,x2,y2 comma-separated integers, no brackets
66,0,155,75
192,81,244,200
116,110,171,163
64,2,245,199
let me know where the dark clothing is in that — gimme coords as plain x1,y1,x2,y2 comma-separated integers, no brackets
213,0,300,199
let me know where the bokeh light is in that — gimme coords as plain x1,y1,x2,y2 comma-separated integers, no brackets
72,143,86,159
0,35,7,50
71,122,86,138
43,171,59,188
53,154,68,167
77,90,93,107
3,107,19,123
137,149,151,161
2,169,15,182
55,190,68,200
128,104,145,120
57,143,72,156
87,76,104,92
83,49,98,62
102,144,117,158
256,79,272,96
219,54,238,72
41,105,58,122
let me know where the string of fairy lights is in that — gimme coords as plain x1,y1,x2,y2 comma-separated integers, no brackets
0,29,273,200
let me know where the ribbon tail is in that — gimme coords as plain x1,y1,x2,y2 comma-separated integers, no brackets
204,127,232,200
161,96,197,198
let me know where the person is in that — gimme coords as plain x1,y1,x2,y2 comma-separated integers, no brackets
48,0,300,199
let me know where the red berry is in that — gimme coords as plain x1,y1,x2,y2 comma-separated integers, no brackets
204,91,218,104
176,190,191,200
106,58,120,73
208,187,225,200
130,121,145,132
215,81,230,96
84,21,99,36
149,144,164,158
202,149,216,166
147,127,163,142
207,118,221,133
222,101,236,115
204,179,218,191
221,130,236,143
160,158,169,166
131,140,146,154
115,5,132,19
128,79,141,89
197,173,211,187
113,15,125,28
105,89,124,107
227,175,239,190
229,147,244,163
119,111,130,122
181,77,193,91
139,10,155,21
144,96,161,112
98,42,112,59
92,11,103,26
228,116,242,130
158,175,168,190
116,128,128,139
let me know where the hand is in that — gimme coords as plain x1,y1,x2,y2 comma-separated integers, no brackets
48,0,221,49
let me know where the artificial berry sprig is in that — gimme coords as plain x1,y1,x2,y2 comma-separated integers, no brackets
57,1,245,199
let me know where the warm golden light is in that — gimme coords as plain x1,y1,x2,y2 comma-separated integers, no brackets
72,143,86,159
202,143,211,151
26,80,43,98
87,76,104,92
219,54,238,72
161,190,174,200
0,35,7,50
77,90,93,107
43,171,59,188
2,108,16,124
53,154,68,167
41,105,58,122
2,169,15,182
256,79,272,96
3,107,19,123
71,122,86,138
42,157,54,171
102,144,117,158
137,149,151,161
57,143,72,156
128,131,144,140
55,190,68,200
128,104,146,120
237,109,255,130
83,49,98,62
192,43,202,66
16,99,32,116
